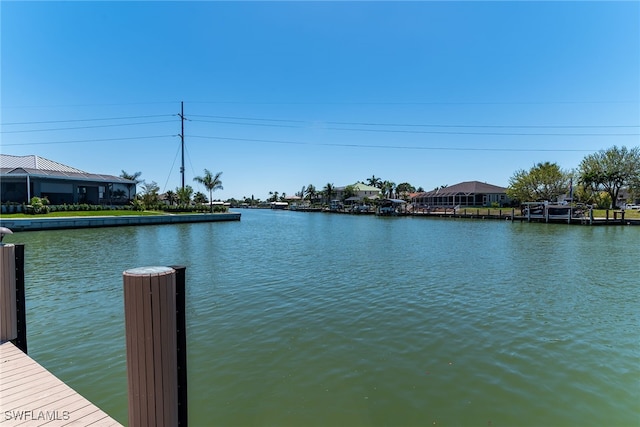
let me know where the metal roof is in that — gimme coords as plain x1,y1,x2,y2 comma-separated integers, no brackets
335,182,381,192
381,198,407,204
412,181,507,198
0,154,134,183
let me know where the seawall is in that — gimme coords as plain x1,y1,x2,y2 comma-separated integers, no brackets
0,212,241,232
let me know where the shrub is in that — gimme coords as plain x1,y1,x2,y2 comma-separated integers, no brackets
27,197,50,215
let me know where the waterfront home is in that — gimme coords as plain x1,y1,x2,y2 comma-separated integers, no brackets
334,182,381,202
411,181,509,209
0,154,135,205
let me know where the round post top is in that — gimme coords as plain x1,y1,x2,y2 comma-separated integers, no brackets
124,266,175,276
0,226,13,245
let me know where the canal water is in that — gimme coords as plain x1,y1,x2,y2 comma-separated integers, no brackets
10,209,640,426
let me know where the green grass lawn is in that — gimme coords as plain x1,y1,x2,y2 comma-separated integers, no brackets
592,209,640,219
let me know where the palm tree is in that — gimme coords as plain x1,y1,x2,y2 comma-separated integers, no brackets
120,170,142,201
366,175,382,188
381,180,395,198
305,184,317,204
164,190,177,206
193,191,208,205
323,183,335,205
139,180,160,210
297,185,306,199
193,169,223,213
176,185,194,207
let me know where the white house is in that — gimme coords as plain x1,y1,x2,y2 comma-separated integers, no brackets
334,182,381,202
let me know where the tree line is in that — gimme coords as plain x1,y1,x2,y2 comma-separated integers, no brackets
263,177,424,206
260,146,639,209
507,145,640,209
121,169,223,212
123,145,639,210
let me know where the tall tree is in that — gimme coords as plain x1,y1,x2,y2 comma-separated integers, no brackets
323,183,335,204
193,169,224,212
176,185,194,207
120,170,142,201
507,162,570,203
579,146,640,208
305,184,317,203
193,191,208,205
396,182,416,200
164,190,177,206
366,175,382,188
343,184,357,201
297,185,306,199
139,180,160,210
381,180,395,198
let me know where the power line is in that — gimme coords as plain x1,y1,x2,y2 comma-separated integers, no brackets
189,118,639,135
189,114,305,123
163,143,182,193
324,126,640,137
2,102,179,109
187,134,598,152
2,135,176,146
325,120,640,129
1,114,174,126
185,100,638,106
188,113,638,130
1,120,176,134
190,118,302,129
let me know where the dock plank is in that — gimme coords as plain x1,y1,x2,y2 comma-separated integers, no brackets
0,342,122,426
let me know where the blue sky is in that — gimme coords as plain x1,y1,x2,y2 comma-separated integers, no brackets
2,1,639,201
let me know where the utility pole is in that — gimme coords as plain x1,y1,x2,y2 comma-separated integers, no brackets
179,101,185,190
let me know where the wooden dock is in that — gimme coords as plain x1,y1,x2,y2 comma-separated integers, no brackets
0,341,122,426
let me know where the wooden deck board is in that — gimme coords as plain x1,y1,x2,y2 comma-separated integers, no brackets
0,342,122,426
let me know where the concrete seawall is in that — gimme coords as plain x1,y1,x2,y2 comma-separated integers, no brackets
0,212,241,232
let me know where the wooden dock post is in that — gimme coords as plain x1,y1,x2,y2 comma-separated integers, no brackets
123,266,180,427
1,244,17,343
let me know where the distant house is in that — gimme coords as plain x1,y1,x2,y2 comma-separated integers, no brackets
335,182,381,202
412,181,509,208
0,154,135,205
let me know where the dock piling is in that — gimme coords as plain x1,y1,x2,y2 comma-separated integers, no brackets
123,266,182,427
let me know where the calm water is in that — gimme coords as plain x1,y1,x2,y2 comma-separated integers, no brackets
7,210,640,426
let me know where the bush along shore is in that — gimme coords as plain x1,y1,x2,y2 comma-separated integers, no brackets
1,198,229,216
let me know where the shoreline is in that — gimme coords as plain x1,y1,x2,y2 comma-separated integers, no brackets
0,212,241,232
